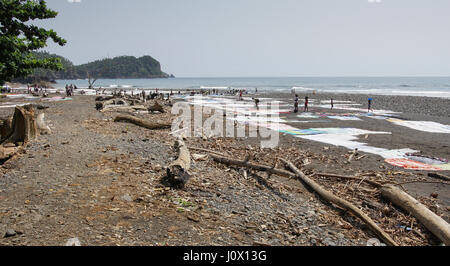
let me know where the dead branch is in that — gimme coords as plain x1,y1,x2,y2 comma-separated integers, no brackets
209,154,296,179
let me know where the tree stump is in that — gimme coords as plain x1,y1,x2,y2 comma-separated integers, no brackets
1,105,38,145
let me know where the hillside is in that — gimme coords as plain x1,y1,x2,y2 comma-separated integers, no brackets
14,52,173,83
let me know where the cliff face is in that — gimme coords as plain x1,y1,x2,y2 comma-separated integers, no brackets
15,52,172,83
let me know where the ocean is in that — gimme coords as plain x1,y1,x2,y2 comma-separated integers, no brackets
55,77,450,98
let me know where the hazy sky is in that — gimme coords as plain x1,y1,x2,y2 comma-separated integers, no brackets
35,0,450,77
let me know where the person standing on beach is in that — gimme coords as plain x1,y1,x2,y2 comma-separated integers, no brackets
368,97,373,112
142,89,146,102
331,98,334,110
304,96,309,112
253,97,260,109
294,94,299,113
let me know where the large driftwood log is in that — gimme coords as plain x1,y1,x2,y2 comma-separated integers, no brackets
381,185,450,245
166,138,191,188
281,159,397,246
101,105,147,113
114,115,171,130
96,98,129,111
1,105,38,145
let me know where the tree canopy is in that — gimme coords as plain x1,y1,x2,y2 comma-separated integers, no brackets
0,0,66,85
14,52,172,83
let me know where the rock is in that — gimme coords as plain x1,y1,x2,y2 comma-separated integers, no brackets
4,229,17,238
121,194,132,202
366,238,382,246
153,164,162,171
65,237,81,246
322,237,336,246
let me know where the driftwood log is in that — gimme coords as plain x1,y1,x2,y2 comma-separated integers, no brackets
280,158,397,246
96,98,129,110
428,172,450,182
101,105,147,113
114,115,171,130
166,138,191,188
381,185,450,245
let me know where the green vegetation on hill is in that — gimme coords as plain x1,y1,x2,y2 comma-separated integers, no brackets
14,52,173,83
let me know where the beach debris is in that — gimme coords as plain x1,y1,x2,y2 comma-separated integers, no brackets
114,114,171,130
202,149,397,246
381,184,450,245
281,158,397,246
192,153,208,161
165,138,191,188
347,149,358,162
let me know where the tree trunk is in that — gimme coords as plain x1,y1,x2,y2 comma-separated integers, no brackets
114,115,171,130
381,184,450,245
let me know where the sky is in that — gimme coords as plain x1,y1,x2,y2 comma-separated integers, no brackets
34,0,450,77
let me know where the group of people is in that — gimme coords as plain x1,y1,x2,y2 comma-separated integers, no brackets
65,84,77,96
293,94,309,113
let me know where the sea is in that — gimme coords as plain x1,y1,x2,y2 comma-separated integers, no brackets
55,77,450,98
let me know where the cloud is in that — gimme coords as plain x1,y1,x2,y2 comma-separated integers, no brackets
68,0,82,3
